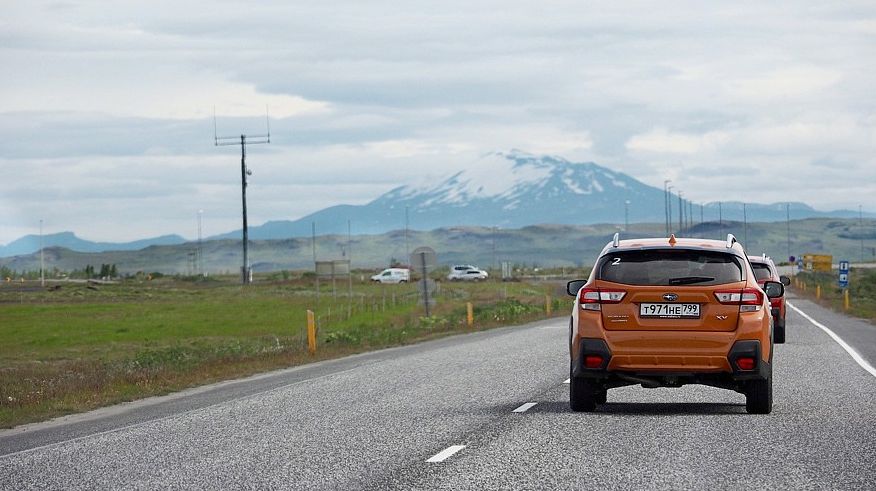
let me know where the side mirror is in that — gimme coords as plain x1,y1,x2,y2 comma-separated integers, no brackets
566,279,587,296
763,280,784,299
780,275,791,286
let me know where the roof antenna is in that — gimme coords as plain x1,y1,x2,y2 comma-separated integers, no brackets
612,232,620,248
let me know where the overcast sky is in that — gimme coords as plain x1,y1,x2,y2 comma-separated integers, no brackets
2,1,875,243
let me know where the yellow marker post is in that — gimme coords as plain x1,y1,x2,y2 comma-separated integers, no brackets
844,289,850,310
466,302,474,327
545,294,552,317
816,284,821,300
306,310,317,354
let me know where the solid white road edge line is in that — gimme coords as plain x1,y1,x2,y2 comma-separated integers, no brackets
426,445,466,463
787,301,876,378
563,378,570,384
512,402,537,413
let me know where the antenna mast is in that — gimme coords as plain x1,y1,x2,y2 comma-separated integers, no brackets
214,107,271,285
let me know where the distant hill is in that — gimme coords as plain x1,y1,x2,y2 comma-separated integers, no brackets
0,232,186,257
3,218,874,275
211,150,873,240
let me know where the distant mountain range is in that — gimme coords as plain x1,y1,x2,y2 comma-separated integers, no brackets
2,151,872,258
0,232,186,258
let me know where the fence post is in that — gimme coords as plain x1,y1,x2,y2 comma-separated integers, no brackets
466,302,473,327
306,310,317,355
545,294,552,317
844,289,850,310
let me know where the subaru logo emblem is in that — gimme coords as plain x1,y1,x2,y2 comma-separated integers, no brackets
662,293,678,302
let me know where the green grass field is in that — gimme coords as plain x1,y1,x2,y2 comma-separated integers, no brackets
791,268,876,323
0,275,575,428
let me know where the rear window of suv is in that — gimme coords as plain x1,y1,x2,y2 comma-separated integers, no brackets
597,249,744,286
750,262,773,281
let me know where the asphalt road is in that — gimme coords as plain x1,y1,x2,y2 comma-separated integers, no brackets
2,294,874,490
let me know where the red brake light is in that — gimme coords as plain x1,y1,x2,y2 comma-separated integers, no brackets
579,288,626,311
584,355,604,369
736,356,756,370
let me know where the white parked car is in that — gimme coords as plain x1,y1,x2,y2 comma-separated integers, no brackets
370,268,410,284
447,265,488,281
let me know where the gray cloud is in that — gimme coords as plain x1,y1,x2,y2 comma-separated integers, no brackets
2,0,875,243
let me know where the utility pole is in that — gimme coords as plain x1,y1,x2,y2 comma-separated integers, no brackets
405,205,410,263
197,210,203,276
624,200,630,233
311,222,317,263
743,203,748,246
861,205,865,264
214,107,270,285
39,219,45,287
347,219,352,265
663,180,671,236
786,203,792,273
492,226,497,271
718,201,723,238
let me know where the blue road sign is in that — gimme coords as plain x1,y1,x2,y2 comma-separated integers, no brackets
838,259,850,288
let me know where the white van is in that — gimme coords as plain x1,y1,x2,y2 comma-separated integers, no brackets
370,268,410,284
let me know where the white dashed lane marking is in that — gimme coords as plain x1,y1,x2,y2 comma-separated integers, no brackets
512,402,537,413
426,445,466,463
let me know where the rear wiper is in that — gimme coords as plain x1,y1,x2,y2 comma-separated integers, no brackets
668,276,715,285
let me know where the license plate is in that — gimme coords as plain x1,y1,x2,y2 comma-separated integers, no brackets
639,303,700,318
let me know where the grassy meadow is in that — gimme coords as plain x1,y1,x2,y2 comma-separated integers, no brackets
791,268,876,323
0,273,578,428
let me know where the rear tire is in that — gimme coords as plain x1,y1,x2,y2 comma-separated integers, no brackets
570,376,599,412
596,390,607,404
745,367,773,414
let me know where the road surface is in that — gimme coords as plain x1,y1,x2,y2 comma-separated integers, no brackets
2,292,874,489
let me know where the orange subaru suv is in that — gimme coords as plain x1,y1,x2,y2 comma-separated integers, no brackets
566,234,784,414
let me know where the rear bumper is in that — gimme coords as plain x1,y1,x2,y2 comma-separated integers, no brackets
572,338,770,390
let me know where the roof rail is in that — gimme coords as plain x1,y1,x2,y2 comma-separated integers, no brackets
612,232,620,248
726,234,737,248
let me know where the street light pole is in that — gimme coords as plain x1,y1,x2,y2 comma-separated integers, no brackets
678,191,684,233
624,200,630,232
664,180,671,236
667,185,674,235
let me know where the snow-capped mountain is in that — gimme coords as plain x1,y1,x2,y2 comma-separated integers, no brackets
211,150,865,241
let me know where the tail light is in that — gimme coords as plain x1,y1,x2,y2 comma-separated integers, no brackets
714,288,763,312
579,288,626,311
735,356,756,371
584,355,604,368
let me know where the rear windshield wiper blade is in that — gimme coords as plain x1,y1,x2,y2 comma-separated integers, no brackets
668,276,715,285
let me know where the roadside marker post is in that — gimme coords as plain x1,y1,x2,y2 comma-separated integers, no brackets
816,284,821,300
545,294,552,317
306,310,317,354
466,302,474,327
844,289,850,310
